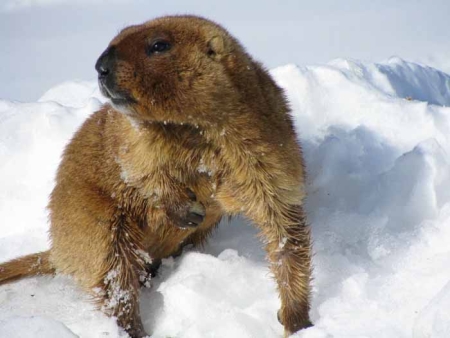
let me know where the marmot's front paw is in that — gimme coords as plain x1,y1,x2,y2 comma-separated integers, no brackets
183,200,206,227
278,308,313,337
166,189,206,228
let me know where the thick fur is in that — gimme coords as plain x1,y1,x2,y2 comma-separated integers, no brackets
0,15,312,337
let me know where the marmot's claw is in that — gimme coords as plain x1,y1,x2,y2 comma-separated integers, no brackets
167,200,206,228
183,201,206,227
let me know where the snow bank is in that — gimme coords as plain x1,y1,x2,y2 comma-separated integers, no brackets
0,315,77,338
1,58,450,337
272,58,450,338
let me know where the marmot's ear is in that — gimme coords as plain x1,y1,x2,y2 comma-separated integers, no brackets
207,36,225,61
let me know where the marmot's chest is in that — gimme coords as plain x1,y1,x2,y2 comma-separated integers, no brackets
115,123,218,196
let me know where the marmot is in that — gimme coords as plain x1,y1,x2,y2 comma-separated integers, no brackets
0,15,312,337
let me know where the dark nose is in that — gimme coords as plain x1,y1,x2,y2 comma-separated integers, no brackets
95,46,117,78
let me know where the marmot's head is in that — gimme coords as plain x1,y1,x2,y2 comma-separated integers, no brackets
95,15,255,126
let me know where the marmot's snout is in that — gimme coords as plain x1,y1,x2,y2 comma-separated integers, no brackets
95,46,116,79
95,46,126,103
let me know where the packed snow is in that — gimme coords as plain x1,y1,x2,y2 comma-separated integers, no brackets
1,57,450,337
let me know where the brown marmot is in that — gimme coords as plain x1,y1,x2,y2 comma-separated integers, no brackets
0,15,312,337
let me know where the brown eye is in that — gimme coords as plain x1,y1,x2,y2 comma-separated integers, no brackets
147,40,171,55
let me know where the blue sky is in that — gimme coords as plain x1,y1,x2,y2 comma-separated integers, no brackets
2,0,450,101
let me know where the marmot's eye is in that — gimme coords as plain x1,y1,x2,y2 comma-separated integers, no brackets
147,40,171,55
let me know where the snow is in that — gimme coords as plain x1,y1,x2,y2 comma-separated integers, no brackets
1,58,450,337
0,315,78,338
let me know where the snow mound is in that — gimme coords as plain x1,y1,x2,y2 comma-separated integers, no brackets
38,80,105,108
1,58,450,337
0,97,102,261
0,316,77,338
272,59,450,337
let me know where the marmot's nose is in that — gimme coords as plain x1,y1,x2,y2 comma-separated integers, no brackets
95,46,116,78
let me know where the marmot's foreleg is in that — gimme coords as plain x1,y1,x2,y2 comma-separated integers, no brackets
94,210,149,338
266,205,313,336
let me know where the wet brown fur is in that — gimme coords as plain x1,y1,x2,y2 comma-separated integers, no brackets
0,15,312,337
